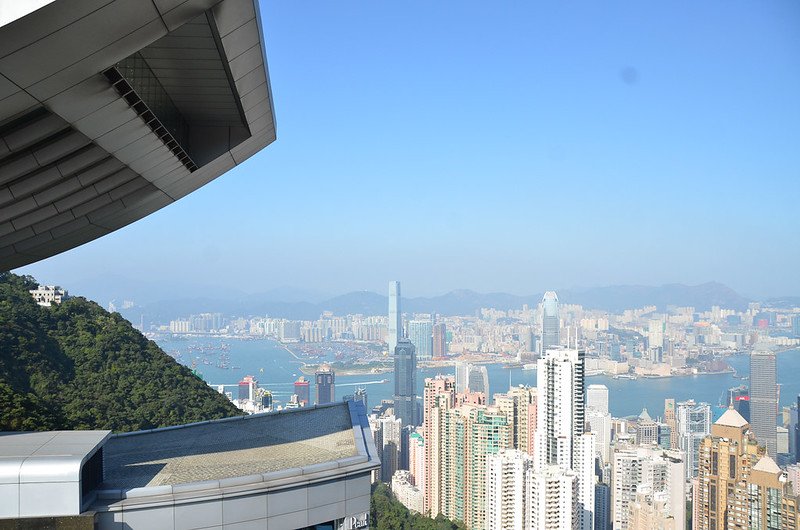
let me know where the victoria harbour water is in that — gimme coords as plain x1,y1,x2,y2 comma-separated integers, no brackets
155,336,800,419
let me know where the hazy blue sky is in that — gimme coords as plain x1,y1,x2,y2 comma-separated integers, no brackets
17,1,800,299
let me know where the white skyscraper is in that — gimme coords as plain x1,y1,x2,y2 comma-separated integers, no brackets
535,348,593,530
408,319,433,360
455,362,490,397
611,445,686,530
528,465,580,530
647,318,664,351
536,348,585,469
573,433,596,530
586,384,609,415
455,361,469,394
587,408,612,464
586,384,611,466
676,400,711,479
388,280,402,354
486,449,532,530
540,291,560,352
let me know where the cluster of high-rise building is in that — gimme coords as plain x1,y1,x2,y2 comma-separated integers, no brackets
168,312,224,333
214,364,342,414
366,284,800,530
214,374,274,414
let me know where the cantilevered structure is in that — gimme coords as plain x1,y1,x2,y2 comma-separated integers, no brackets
0,1,381,528
0,0,275,270
1,402,379,529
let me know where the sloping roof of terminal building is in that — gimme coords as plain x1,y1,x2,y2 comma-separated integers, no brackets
102,403,359,490
0,0,275,271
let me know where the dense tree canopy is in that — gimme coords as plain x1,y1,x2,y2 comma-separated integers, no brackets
370,483,467,530
0,272,241,432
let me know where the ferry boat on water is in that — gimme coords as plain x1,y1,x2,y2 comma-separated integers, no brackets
522,363,537,370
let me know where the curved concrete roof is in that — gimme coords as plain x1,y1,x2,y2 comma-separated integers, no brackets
0,0,276,270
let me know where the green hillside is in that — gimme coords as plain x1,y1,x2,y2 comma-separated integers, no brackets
0,272,241,432
370,483,467,530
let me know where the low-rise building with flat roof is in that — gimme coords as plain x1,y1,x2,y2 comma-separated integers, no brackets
0,401,379,529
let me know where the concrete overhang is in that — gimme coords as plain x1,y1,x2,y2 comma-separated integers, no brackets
0,0,276,270
0,430,110,518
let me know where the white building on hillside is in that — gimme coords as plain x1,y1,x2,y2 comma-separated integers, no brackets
29,285,68,306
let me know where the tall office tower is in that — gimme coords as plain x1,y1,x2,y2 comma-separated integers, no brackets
797,395,800,465
432,322,447,358
528,465,580,530
455,361,470,394
729,386,751,422
694,408,784,530
751,347,778,456
594,482,611,530
315,364,335,404
676,399,711,479
238,375,257,401
378,415,402,483
657,423,672,450
293,376,310,406
647,319,664,352
536,348,593,530
635,409,659,446
519,326,535,354
540,291,560,352
586,384,609,414
587,408,612,464
494,386,537,456
611,444,686,530
793,315,800,338
486,449,533,530
423,375,456,516
663,398,678,449
408,320,433,360
388,280,402,354
468,364,490,397
393,338,417,428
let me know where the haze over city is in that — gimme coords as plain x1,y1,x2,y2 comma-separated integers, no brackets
3,0,800,528
14,0,800,299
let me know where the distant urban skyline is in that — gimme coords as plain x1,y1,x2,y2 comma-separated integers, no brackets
9,269,798,307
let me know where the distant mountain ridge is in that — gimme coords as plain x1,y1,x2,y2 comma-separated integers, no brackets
121,282,751,323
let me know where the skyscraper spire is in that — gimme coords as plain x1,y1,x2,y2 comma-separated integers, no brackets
541,291,560,353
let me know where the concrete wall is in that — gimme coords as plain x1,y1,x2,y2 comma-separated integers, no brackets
95,472,372,530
